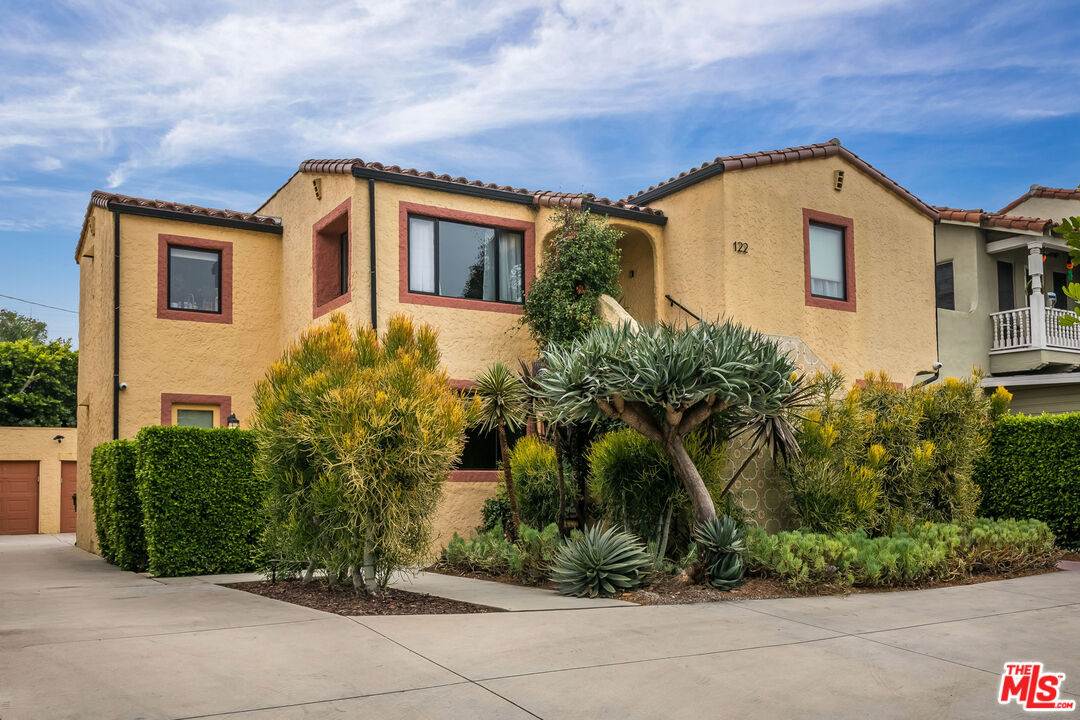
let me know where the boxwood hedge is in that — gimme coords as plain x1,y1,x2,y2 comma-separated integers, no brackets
975,413,1080,548
89,439,145,571
135,426,262,576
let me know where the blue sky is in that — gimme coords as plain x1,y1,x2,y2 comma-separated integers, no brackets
1,0,1078,344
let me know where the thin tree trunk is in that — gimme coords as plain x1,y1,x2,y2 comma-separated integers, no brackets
721,442,761,498
302,559,316,583
553,427,567,535
662,433,717,524
352,561,369,596
499,420,521,541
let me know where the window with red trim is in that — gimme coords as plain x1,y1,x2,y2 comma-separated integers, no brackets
803,209,856,312
312,199,351,317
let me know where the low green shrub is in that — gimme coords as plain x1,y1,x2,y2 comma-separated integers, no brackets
587,428,737,561
478,494,512,533
137,426,262,577
506,435,578,528
746,518,1058,590
693,516,745,590
551,524,651,598
975,413,1080,548
89,440,145,571
442,523,560,584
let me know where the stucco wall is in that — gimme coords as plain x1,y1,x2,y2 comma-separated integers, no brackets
647,156,937,383
936,222,994,379
0,427,78,534
1005,195,1080,223
76,205,114,551
1007,385,1080,415
429,481,498,558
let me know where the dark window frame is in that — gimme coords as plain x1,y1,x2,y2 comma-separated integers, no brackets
166,244,223,315
935,261,955,310
407,213,526,305
807,220,849,301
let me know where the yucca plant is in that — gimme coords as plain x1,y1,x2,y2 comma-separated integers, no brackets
693,516,746,590
551,524,651,598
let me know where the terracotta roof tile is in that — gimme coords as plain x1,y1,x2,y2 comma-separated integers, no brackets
299,160,664,217
935,206,1055,233
999,185,1080,214
623,139,938,219
90,190,282,227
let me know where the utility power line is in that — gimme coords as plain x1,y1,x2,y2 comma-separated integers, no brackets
0,293,78,314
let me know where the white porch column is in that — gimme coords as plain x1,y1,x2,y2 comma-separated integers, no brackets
1028,242,1046,349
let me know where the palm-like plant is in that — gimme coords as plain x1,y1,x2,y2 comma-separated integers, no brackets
535,320,798,525
474,362,530,540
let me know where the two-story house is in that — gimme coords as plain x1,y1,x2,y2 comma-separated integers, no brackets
936,186,1080,414
73,139,940,551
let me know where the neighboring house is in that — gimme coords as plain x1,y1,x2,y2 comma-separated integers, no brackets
73,139,940,551
936,186,1080,414
0,428,77,535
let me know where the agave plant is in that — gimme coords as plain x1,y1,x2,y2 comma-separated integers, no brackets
693,516,746,590
550,524,651,598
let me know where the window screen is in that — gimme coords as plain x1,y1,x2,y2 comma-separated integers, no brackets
808,223,846,300
176,409,215,429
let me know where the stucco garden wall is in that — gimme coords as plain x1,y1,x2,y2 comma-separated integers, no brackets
0,427,78,534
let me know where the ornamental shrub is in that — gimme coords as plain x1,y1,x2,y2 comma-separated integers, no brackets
442,522,561,585
550,524,651,598
745,518,1057,590
975,413,1080,548
493,435,578,529
89,439,145,571
783,370,1010,534
587,428,738,561
521,208,623,349
136,426,262,577
253,313,467,594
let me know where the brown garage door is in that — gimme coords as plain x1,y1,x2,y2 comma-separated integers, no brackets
60,461,77,533
0,461,39,534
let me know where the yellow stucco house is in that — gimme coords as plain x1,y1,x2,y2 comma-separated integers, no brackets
72,139,940,552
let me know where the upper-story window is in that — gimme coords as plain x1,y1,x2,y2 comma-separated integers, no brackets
313,198,351,318
408,215,525,303
808,223,846,300
935,261,955,310
803,209,856,312
168,246,221,313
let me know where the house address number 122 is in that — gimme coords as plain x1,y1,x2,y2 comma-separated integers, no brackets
732,241,749,254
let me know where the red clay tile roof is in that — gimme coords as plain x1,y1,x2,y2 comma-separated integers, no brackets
935,206,1056,233
623,139,938,220
90,190,282,228
999,185,1080,214
298,160,664,218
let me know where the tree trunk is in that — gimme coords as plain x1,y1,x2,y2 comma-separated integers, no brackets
302,559,316,583
657,502,673,567
362,521,381,598
661,433,717,524
553,427,567,535
352,561,369,596
499,420,521,541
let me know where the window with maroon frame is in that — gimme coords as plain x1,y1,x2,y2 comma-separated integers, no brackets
168,245,222,313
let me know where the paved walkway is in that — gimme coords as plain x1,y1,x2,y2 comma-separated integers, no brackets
1,534,1077,719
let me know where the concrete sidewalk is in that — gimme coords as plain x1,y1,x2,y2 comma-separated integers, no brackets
1,533,1077,719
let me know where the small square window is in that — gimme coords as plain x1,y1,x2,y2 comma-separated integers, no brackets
168,246,221,313
176,409,215,428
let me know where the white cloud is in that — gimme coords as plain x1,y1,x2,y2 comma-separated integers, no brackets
0,0,1075,192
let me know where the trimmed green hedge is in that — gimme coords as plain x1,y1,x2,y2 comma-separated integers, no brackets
90,440,145,571
136,426,262,576
975,413,1080,548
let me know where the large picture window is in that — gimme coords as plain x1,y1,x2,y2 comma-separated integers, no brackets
408,215,525,303
168,246,221,313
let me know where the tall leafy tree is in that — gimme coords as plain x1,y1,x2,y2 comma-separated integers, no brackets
535,320,797,524
473,362,529,539
0,309,49,344
0,339,77,427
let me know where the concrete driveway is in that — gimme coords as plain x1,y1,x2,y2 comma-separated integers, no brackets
1,534,1076,719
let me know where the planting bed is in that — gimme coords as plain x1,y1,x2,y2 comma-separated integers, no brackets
225,580,496,616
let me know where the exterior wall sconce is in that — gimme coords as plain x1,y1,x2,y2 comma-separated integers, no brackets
226,413,240,429
53,434,65,443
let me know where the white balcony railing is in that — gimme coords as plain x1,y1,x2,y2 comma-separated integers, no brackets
1045,307,1080,350
991,306,1080,352
991,307,1031,350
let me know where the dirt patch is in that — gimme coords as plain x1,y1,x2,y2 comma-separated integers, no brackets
623,566,1062,605
425,565,555,590
1061,551,1080,562
224,580,497,616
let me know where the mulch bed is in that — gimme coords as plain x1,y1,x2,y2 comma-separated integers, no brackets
625,566,1062,605
223,579,496,616
424,564,555,590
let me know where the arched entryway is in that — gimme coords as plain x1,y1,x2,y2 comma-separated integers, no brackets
614,226,657,325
